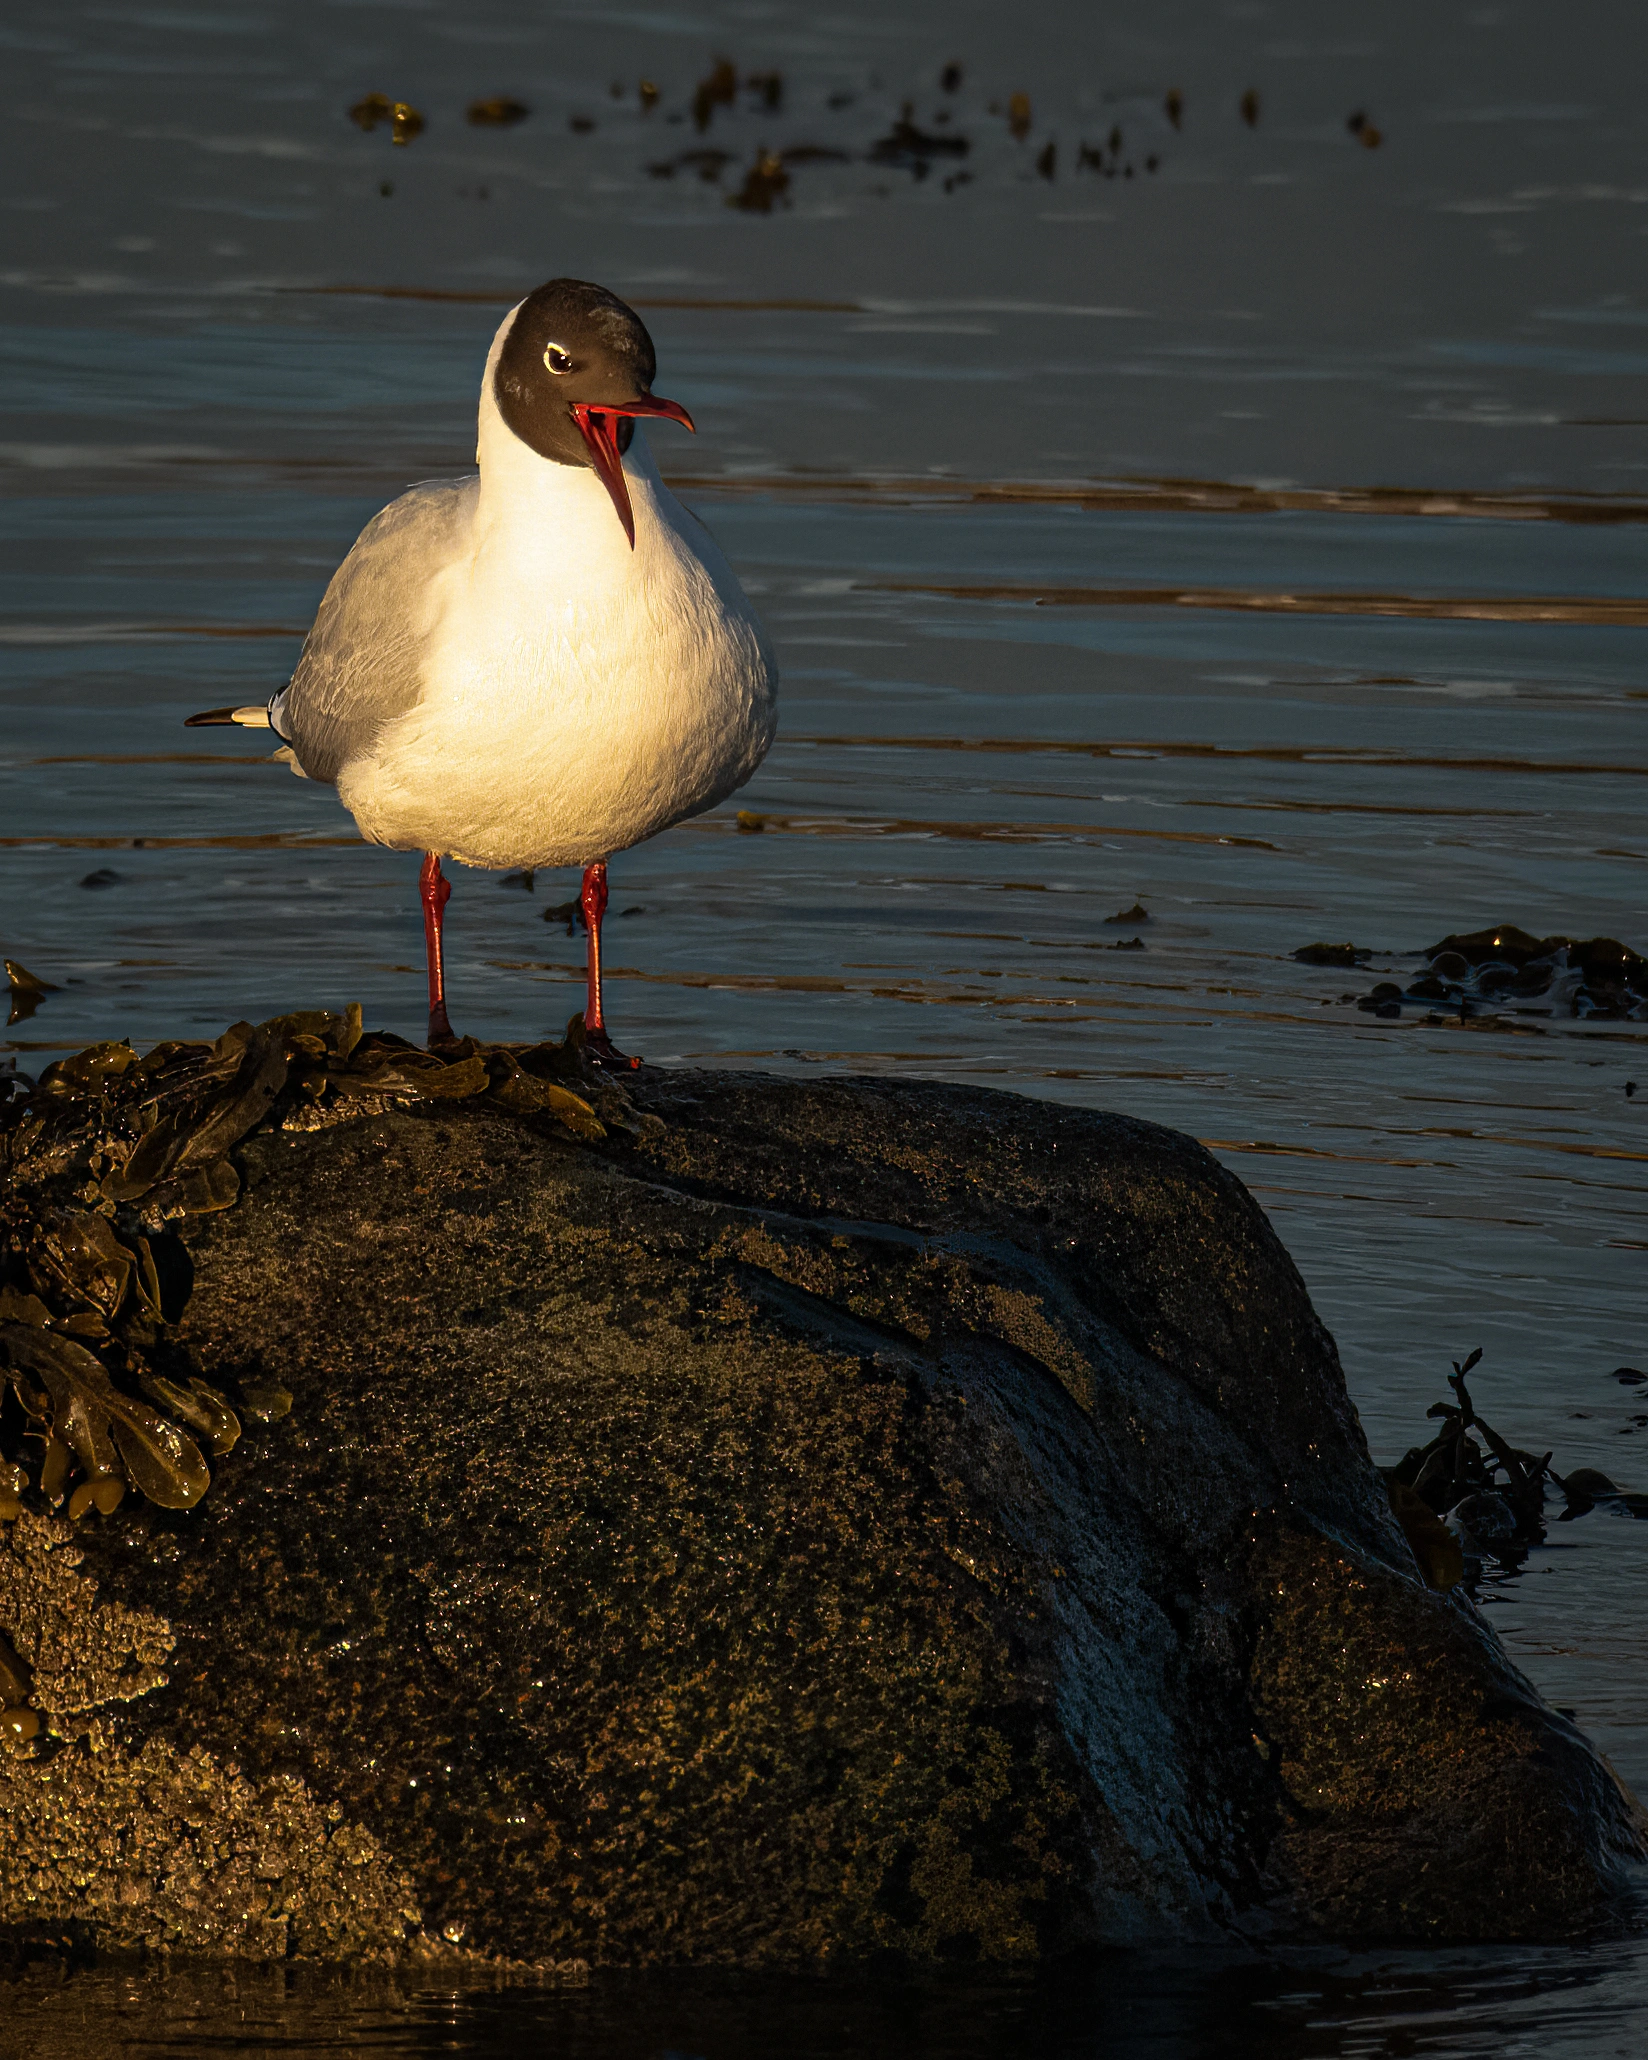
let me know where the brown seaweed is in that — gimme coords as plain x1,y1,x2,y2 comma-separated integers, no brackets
1289,920,1647,1022
141,1372,240,1457
5,960,58,1029
1,1322,209,1509
467,97,529,127
101,1025,287,1203
238,1381,293,1424
1385,1478,1464,1590
692,59,738,132
648,148,733,183
869,109,970,176
1376,1347,1641,1591
350,95,424,145
28,1208,134,1317
1366,924,1644,1022
727,151,790,212
0,1004,651,1544
746,71,783,112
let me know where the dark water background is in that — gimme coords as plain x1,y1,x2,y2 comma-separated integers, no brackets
1,0,1645,2051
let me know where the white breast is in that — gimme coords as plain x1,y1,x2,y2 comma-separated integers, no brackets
336,366,777,872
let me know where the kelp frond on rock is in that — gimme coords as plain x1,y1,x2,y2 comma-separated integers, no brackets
0,1007,650,1579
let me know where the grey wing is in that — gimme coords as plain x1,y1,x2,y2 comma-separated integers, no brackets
273,476,477,786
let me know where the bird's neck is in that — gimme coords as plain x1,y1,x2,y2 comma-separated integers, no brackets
475,373,665,579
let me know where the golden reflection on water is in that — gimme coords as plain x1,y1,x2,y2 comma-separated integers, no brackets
791,736,1648,777
869,579,1648,624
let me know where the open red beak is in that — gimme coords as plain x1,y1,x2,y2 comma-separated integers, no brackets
570,394,695,549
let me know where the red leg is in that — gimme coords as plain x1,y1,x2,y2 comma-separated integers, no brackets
420,852,455,1047
580,861,640,1069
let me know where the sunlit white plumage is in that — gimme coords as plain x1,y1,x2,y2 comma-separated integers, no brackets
193,276,772,1059
267,308,776,871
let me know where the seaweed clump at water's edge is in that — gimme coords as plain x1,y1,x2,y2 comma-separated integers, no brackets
0,1007,653,1733
1382,1346,1648,1594
1369,925,1646,1023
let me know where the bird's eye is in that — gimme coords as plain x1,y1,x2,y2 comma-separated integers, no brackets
543,344,574,375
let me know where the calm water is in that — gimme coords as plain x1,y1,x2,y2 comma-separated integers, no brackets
1,0,1646,2050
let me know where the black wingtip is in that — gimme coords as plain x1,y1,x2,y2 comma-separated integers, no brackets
184,707,238,727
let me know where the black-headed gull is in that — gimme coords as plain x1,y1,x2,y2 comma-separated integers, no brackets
190,277,777,1066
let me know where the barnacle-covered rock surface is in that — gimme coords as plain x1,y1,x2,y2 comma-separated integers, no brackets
0,1025,1643,1965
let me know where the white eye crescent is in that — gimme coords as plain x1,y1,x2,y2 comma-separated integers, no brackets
543,343,573,374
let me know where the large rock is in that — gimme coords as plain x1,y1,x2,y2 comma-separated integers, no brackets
3,1068,1642,1963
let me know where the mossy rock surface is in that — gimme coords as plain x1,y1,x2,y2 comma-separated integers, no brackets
6,1069,1643,1962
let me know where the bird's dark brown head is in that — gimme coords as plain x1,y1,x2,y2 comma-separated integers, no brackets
493,277,694,547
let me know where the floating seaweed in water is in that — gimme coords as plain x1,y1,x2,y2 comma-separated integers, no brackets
869,106,970,177
1288,922,1647,1022
1077,124,1144,180
1239,88,1261,128
5,960,58,1028
1383,1348,1549,1587
1382,1347,1648,1594
1358,981,1406,1020
1347,109,1383,148
692,59,738,132
467,97,529,127
727,150,790,212
1164,88,1183,130
0,1009,654,1552
349,94,424,145
1350,924,1647,1023
648,148,733,182
543,896,587,932
745,70,783,112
